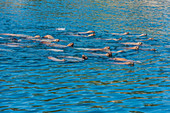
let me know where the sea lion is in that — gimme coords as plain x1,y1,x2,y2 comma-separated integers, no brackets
121,42,142,45
125,46,139,50
43,35,54,39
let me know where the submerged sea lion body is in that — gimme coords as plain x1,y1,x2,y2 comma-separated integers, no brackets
0,33,34,39
48,55,88,62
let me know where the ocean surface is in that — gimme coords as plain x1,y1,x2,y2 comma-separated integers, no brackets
0,0,170,112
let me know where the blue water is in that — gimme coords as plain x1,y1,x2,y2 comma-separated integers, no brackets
0,0,170,112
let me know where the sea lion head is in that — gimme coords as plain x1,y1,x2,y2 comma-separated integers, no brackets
104,46,110,50
34,35,41,38
106,52,112,57
53,39,60,42
67,43,74,47
118,37,122,40
127,61,134,66
82,55,88,60
135,46,139,50
124,32,129,35
138,42,143,45
150,49,156,51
